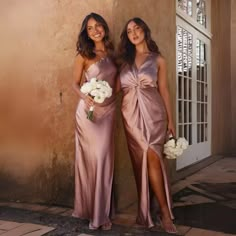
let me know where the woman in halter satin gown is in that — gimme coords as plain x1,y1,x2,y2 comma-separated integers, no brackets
72,13,117,231
117,18,177,234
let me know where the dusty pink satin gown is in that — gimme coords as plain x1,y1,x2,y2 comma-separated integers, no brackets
120,52,174,228
73,57,117,228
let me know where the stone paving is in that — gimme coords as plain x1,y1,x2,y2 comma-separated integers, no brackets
0,220,54,235
0,157,235,235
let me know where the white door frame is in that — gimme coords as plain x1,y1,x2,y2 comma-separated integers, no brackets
176,16,211,170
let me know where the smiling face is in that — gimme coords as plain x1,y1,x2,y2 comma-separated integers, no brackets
86,17,105,43
127,21,145,46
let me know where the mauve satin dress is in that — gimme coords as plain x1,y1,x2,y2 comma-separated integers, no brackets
73,57,117,228
120,52,174,228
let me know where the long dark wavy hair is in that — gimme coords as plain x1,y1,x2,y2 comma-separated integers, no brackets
76,13,114,59
117,17,160,66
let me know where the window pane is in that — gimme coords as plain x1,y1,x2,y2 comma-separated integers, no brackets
184,125,188,139
201,103,204,122
178,101,182,123
188,102,192,122
204,123,208,141
178,76,182,99
183,53,188,76
177,26,183,52
189,124,192,145
197,102,201,122
188,56,192,77
197,82,201,101
183,29,188,54
184,77,188,99
184,101,187,123
196,39,200,81
204,104,207,122
178,125,183,137
178,0,193,16
189,79,192,100
196,0,206,27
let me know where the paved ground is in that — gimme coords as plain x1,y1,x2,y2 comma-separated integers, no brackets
0,157,235,235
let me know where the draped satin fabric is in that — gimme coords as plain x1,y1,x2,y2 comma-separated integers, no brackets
73,57,117,228
120,52,174,228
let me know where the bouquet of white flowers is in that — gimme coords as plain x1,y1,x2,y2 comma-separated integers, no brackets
80,77,112,121
164,135,188,159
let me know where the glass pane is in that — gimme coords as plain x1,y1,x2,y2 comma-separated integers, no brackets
197,103,201,122
178,101,182,123
201,82,204,101
200,42,206,82
178,125,183,137
201,124,204,142
189,124,192,145
188,56,192,77
178,0,188,12
184,77,188,99
197,124,200,143
177,26,183,52
189,79,192,100
183,29,188,54
178,0,193,16
178,51,183,74
204,83,208,102
184,101,187,123
183,53,188,76
197,82,201,101
184,125,188,139
188,33,193,57
178,76,182,99
197,0,206,27
188,0,193,16
204,64,207,83
201,64,205,82
196,39,200,80
188,102,192,122
204,123,208,141
201,103,204,122
204,104,207,122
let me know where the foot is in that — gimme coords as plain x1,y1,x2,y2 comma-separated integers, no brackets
89,222,98,230
101,221,112,230
159,216,177,234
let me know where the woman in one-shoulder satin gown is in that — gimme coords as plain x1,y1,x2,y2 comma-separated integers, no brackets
117,18,177,234
72,13,116,230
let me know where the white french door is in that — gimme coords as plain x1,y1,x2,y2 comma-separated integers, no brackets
176,17,211,170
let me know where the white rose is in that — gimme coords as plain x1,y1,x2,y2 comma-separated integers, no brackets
90,77,97,83
90,89,100,97
81,83,93,94
164,139,176,148
94,95,105,103
176,138,188,150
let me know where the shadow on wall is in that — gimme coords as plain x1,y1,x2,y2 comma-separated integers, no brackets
0,152,74,207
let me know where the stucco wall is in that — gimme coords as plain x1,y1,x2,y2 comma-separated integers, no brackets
0,0,176,210
0,0,113,206
211,0,232,155
231,0,236,154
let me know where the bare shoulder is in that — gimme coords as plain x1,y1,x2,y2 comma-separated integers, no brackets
75,53,86,64
156,55,167,69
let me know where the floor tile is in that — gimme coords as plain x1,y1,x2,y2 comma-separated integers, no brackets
0,222,22,230
176,225,191,235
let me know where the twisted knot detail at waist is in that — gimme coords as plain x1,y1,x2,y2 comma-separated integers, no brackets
122,80,157,92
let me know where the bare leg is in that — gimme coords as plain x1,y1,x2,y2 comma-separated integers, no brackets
147,148,177,233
